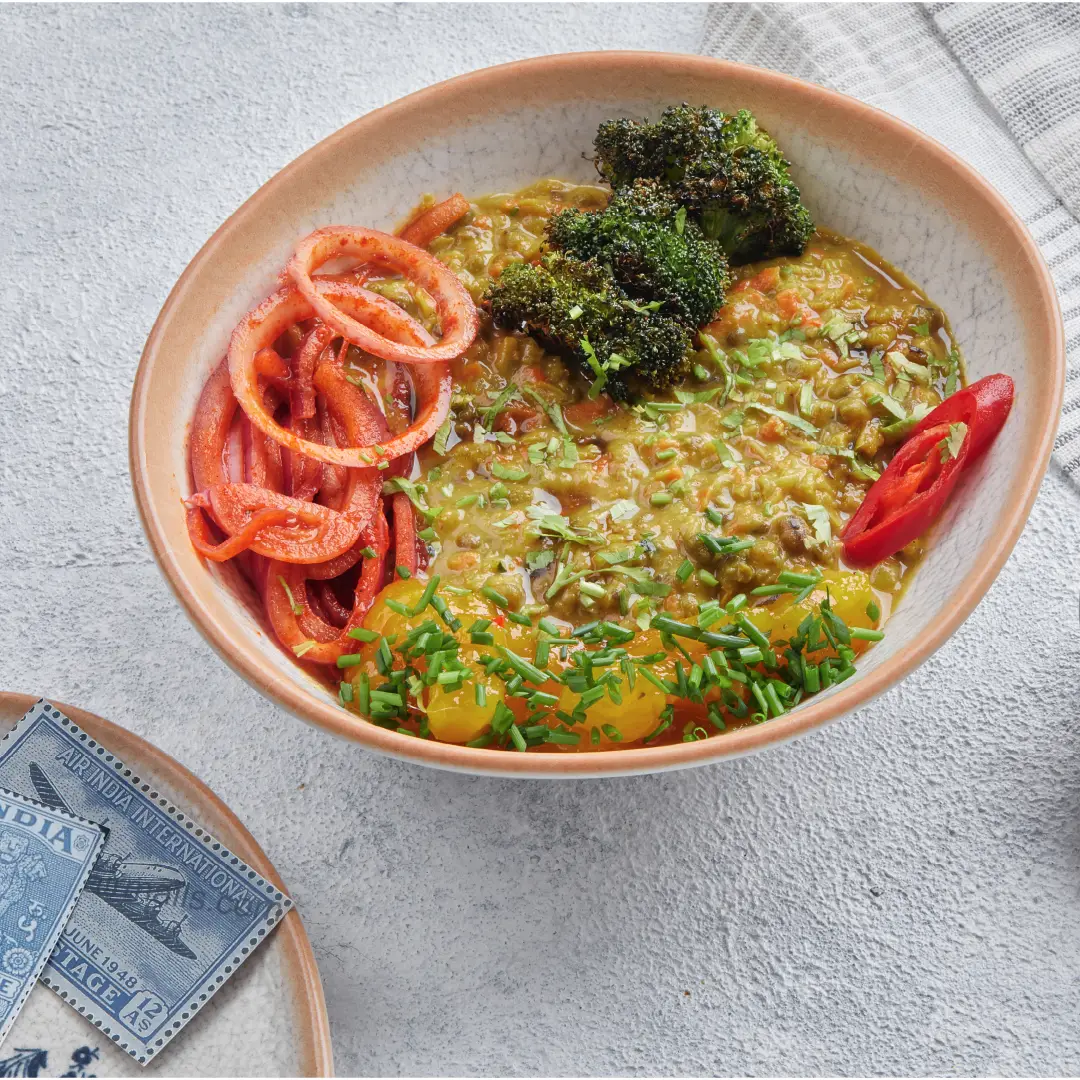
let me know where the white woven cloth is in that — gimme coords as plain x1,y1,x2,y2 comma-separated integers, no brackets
701,2,1080,476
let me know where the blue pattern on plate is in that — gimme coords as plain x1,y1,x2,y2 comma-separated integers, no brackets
0,702,292,1064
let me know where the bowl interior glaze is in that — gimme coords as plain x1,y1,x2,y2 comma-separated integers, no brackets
131,53,1062,777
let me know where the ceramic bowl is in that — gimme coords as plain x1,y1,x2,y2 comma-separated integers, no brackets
130,53,1063,778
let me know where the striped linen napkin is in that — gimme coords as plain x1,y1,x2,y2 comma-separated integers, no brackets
701,2,1080,477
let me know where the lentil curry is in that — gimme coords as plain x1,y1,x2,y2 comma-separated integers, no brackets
342,179,960,749
191,105,1002,756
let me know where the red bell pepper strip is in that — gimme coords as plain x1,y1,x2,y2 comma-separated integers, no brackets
391,491,420,577
289,323,333,421
263,507,390,665
185,503,296,562
840,374,1014,567
398,193,471,249
195,483,361,564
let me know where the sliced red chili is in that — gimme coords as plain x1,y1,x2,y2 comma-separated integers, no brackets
841,374,1014,567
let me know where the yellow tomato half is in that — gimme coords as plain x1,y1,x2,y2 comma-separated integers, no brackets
743,569,881,654
425,675,501,744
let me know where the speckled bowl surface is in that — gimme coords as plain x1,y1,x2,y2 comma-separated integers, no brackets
130,53,1063,778
0,694,332,1077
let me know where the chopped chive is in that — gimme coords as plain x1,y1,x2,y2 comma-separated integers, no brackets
698,569,719,587
470,631,495,645
480,586,510,608
499,647,549,685
651,615,702,640
738,646,763,665
698,532,754,556
347,626,379,642
777,570,820,588
636,664,673,694
277,576,303,616
538,617,562,636
474,683,487,707
644,716,672,743
417,527,438,542
655,448,678,462
370,690,403,706
508,724,527,751
336,653,364,668
591,727,601,746
707,704,727,731
506,610,533,627
866,600,881,622
735,614,770,650
339,681,354,703
750,680,769,716
650,491,674,507
376,637,394,673
357,673,370,714
762,682,786,718
466,733,495,748
456,494,479,508
850,627,884,641
601,724,623,743
396,565,412,579
360,546,378,559
578,686,607,708
675,559,694,583
751,584,795,596
546,730,580,745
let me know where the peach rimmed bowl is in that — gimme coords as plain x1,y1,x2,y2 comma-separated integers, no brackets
130,53,1063,777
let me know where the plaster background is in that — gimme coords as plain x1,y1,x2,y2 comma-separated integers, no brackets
2,5,1079,1075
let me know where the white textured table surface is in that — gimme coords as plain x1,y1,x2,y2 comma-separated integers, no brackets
4,5,1080,1075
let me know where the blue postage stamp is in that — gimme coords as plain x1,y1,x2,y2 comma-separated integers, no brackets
0,701,293,1064
0,785,103,1049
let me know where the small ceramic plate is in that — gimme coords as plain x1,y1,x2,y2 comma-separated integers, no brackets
0,694,333,1078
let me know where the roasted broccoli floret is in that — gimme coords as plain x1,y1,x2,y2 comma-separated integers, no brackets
485,254,691,400
593,105,813,264
546,180,730,327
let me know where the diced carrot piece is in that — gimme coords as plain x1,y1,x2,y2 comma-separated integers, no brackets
748,266,781,293
564,396,616,427
654,465,683,484
776,288,822,329
447,551,480,570
516,365,547,385
759,416,786,442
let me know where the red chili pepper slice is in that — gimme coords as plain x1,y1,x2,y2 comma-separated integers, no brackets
840,373,1014,567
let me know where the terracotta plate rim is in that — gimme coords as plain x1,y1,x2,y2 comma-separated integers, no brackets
129,52,1064,778
0,692,334,1076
